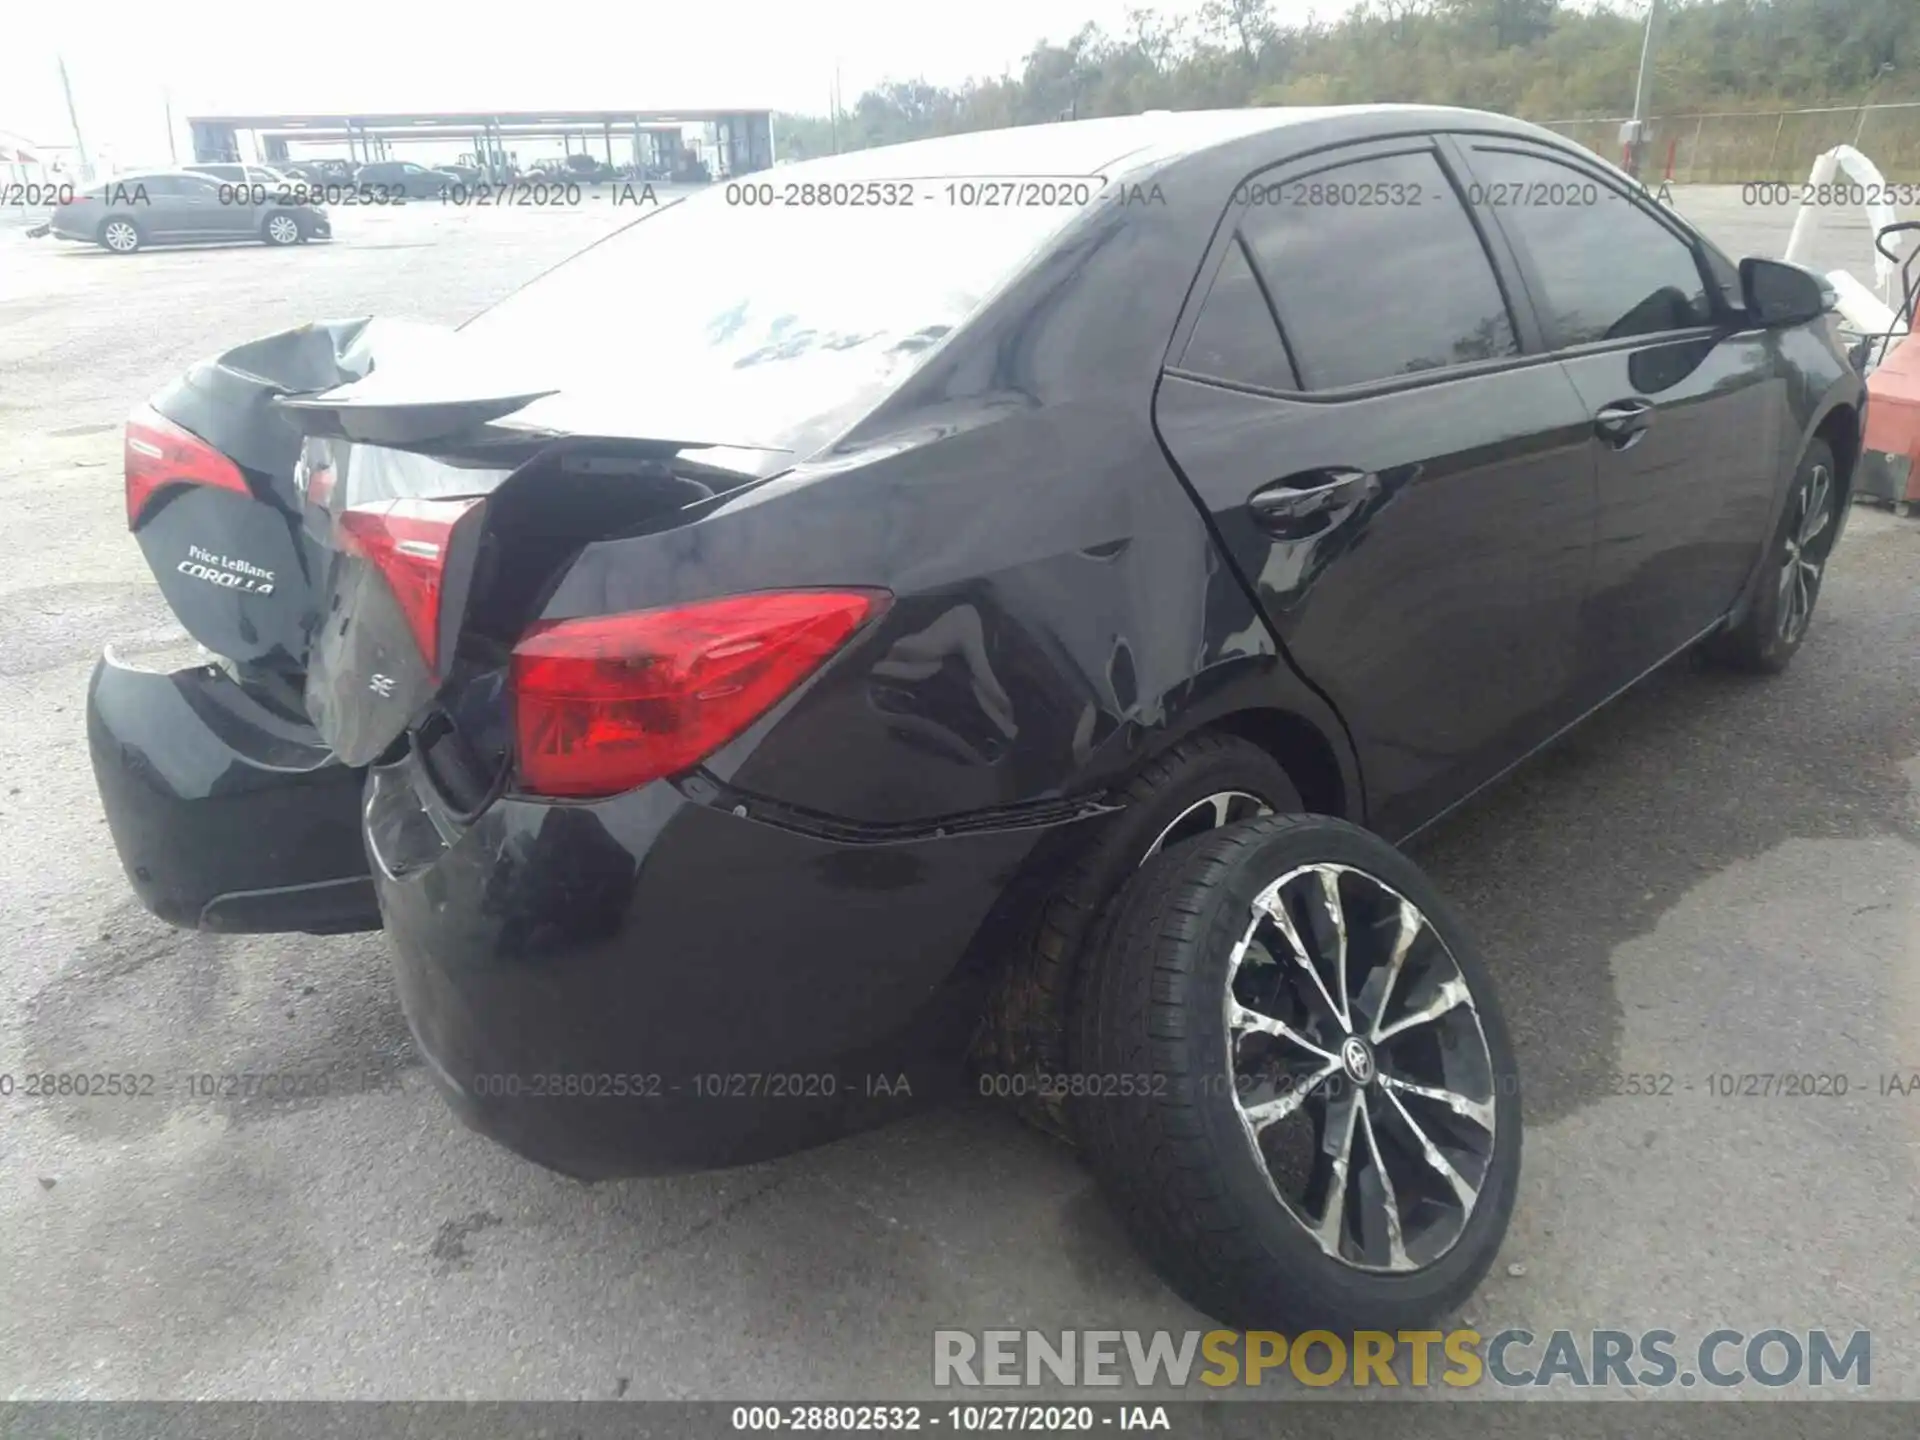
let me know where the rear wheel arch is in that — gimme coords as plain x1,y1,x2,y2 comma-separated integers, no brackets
1207,706,1353,821
979,713,1356,1137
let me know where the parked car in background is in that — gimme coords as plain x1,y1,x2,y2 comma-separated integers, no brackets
284,159,355,186
352,160,461,198
561,154,621,182
87,108,1864,1331
41,169,329,253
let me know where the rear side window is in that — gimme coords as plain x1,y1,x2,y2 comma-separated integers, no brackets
1179,238,1299,391
1238,150,1518,390
1464,147,1713,346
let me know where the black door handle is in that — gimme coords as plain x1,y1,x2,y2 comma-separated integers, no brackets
1248,468,1376,538
1594,399,1655,449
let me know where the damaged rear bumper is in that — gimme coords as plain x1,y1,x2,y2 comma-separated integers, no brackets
86,648,378,934
368,748,1107,1178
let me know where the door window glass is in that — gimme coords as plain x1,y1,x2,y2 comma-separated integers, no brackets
1179,237,1299,391
1238,149,1518,390
1466,147,1713,345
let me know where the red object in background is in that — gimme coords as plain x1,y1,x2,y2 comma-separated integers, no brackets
1862,329,1920,507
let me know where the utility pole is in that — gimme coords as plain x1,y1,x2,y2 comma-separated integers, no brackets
1624,0,1660,180
1853,62,1896,147
832,62,843,155
57,54,91,182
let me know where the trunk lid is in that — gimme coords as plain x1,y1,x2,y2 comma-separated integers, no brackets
135,318,788,771
133,317,483,672
281,406,784,772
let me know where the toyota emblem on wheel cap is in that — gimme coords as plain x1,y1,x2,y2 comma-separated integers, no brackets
1340,1036,1376,1086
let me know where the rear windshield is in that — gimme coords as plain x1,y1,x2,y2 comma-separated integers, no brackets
455,180,1099,452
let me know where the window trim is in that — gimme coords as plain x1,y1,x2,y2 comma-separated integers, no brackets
1176,232,1304,392
1446,138,1733,357
1164,135,1555,405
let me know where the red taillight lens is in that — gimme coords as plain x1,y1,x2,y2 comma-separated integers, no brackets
335,497,482,675
124,405,250,528
510,589,888,798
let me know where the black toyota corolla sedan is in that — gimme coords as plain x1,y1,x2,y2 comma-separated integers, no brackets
88,106,1864,1330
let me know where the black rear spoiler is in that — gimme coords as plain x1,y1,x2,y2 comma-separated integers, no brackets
268,393,794,483
214,317,789,473
272,392,558,447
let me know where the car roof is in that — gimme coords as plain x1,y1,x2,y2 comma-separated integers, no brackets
104,169,215,182
779,105,1548,181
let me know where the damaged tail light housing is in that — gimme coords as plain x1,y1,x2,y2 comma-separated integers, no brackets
335,497,483,675
124,405,251,528
510,589,889,798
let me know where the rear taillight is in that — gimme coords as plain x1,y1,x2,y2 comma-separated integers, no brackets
335,497,482,675
510,589,888,798
124,405,250,528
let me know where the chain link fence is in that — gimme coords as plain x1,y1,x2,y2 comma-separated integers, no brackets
1540,103,1920,183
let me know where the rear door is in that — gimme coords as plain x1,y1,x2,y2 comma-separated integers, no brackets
147,174,234,239
1153,136,1600,837
1448,139,1783,688
188,171,261,238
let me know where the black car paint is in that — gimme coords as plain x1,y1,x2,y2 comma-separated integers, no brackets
87,107,1866,1176
92,322,429,931
88,653,378,933
136,322,387,671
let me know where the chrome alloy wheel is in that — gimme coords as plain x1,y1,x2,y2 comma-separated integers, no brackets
102,219,140,253
1141,791,1273,864
1778,462,1834,646
1222,863,1498,1273
265,213,302,245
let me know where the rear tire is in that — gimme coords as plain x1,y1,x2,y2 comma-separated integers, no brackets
1704,439,1838,674
982,733,1302,1139
1071,815,1521,1330
98,217,143,254
262,211,303,247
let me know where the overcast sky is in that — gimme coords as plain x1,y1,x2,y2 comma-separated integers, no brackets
7,0,1354,167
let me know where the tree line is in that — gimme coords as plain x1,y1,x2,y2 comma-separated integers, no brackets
774,0,1916,158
